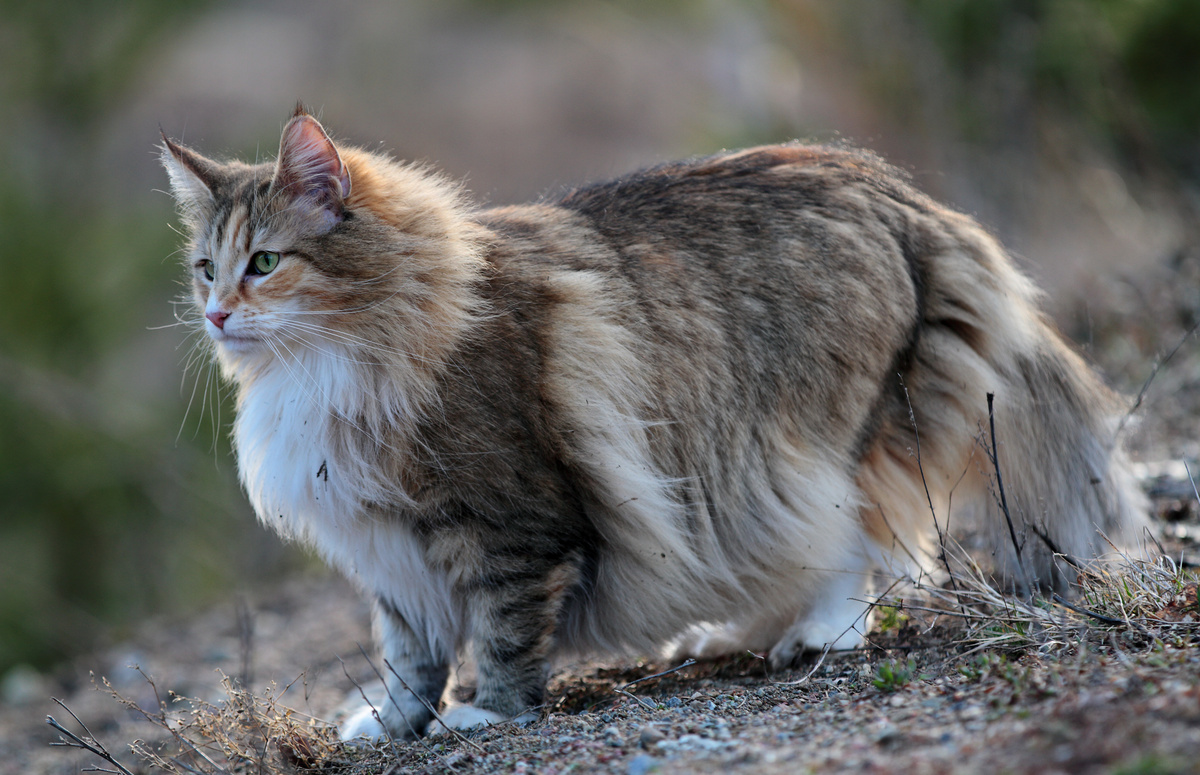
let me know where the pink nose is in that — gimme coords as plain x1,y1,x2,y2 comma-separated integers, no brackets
206,310,230,329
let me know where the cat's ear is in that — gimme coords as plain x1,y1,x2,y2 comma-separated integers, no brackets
272,113,352,235
161,134,222,215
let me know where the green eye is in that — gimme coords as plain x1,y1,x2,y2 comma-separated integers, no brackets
251,251,280,275
201,259,214,281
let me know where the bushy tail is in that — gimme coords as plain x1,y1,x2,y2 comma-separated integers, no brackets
858,206,1148,592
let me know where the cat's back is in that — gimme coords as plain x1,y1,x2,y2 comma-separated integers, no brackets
452,144,934,485
472,142,937,320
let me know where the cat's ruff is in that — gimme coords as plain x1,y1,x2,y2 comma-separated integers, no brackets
162,108,1147,741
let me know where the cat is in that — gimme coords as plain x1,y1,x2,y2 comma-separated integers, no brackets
161,106,1146,741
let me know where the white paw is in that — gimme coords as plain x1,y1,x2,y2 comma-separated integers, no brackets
425,705,537,737
337,694,428,742
666,623,741,661
769,618,864,669
338,705,390,743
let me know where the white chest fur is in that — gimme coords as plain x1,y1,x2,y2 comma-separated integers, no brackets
231,355,461,658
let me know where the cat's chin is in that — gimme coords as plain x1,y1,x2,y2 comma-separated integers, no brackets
211,333,265,353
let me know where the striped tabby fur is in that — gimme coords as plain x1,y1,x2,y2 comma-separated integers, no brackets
162,108,1146,740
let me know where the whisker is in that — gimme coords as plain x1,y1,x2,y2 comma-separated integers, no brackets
176,355,206,445
279,318,445,367
149,319,199,330
201,355,218,452
275,328,386,368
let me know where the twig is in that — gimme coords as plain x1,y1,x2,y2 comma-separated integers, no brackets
613,687,659,711
338,646,479,766
1029,525,1083,570
235,597,255,689
611,658,697,712
618,659,696,690
378,656,484,752
1115,318,1200,439
47,699,136,775
776,644,830,686
1185,460,1200,504
900,375,968,615
986,392,1032,594
1051,594,1154,638
336,655,403,749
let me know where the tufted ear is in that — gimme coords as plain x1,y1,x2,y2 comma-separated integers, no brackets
271,110,352,235
161,133,223,217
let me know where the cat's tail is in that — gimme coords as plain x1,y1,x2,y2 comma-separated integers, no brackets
857,205,1148,591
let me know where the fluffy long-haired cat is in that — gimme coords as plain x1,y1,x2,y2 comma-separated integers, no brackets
162,107,1146,740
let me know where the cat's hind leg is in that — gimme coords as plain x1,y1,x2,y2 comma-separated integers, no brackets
667,610,791,662
669,568,875,667
767,554,878,669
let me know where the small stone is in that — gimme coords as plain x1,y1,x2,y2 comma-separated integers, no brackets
639,724,665,747
874,724,904,746
627,753,658,775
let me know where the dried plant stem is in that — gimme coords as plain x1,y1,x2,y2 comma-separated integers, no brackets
775,644,831,687
613,658,698,710
47,698,136,775
986,392,1032,593
900,376,969,615
1115,318,1200,438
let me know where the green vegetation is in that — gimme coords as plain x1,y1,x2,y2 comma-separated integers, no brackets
872,658,918,692
0,0,298,676
897,0,1200,177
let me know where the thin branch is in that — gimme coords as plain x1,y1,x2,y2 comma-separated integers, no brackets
335,655,402,749
900,375,968,614
1115,318,1200,439
618,659,696,690
613,688,658,711
1049,594,1131,627
1185,460,1200,505
1029,525,1083,570
775,644,830,686
986,392,1032,594
377,654,484,752
47,699,136,775
611,658,698,711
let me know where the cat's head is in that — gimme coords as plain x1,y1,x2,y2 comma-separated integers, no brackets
161,107,484,381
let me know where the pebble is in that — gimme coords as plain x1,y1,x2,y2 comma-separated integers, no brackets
639,724,665,748
873,724,904,746
627,753,658,775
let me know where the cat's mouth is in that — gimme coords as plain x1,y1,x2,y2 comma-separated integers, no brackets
210,330,263,352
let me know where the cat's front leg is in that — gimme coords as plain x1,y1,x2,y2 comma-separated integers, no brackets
426,552,581,736
340,597,449,742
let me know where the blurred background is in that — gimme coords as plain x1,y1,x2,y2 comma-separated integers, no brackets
2,0,1199,690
